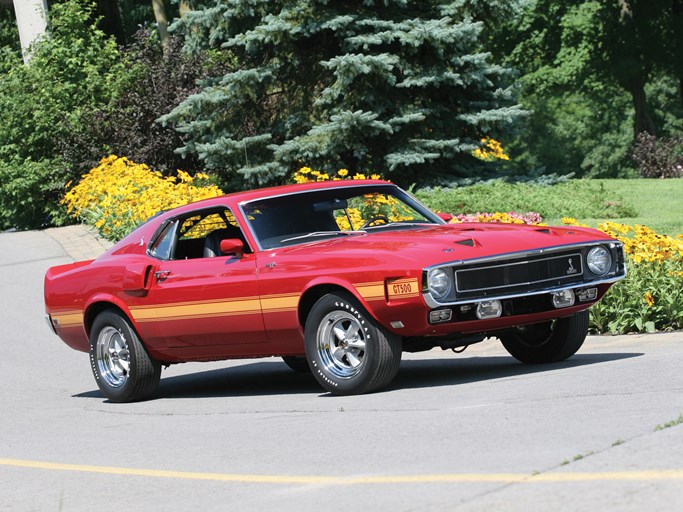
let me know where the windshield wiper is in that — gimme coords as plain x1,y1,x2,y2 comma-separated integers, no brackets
364,221,433,229
279,230,366,244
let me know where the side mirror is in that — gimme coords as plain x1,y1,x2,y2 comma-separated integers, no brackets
219,238,244,257
437,212,453,223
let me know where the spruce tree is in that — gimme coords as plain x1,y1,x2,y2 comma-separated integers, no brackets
164,0,524,188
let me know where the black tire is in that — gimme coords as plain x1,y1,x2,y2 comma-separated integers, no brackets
499,310,589,364
282,356,311,373
89,310,161,402
304,292,402,395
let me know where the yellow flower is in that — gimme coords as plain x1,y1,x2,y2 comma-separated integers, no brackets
62,155,223,242
291,166,385,184
644,292,655,307
472,138,510,161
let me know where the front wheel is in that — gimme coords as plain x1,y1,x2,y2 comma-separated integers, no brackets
282,356,310,373
304,293,402,395
498,310,589,364
89,310,161,402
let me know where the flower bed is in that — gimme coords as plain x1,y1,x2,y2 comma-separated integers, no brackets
581,221,683,333
63,155,223,241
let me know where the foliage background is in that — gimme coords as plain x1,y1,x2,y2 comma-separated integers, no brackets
1,0,682,230
163,0,525,189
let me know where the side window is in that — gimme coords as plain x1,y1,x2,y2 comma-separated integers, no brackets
149,209,249,260
179,213,228,241
148,220,178,260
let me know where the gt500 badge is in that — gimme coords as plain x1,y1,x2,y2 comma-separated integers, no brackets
387,278,420,299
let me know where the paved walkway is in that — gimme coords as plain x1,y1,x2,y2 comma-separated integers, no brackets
43,224,114,261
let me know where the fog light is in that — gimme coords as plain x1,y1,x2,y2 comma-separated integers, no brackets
429,309,453,324
475,300,502,319
577,288,598,302
552,289,575,308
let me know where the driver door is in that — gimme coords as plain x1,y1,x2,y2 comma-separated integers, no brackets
134,208,269,356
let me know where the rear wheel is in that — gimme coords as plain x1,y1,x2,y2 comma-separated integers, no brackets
499,310,589,364
89,310,161,402
304,293,402,395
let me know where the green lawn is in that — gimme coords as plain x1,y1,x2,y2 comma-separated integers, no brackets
544,179,683,236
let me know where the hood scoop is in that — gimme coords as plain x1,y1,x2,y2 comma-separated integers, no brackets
455,238,476,247
534,227,560,236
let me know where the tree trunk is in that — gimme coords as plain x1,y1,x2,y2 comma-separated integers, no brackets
13,0,48,63
151,0,169,53
627,75,656,137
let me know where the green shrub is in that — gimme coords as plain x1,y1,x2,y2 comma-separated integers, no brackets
0,158,67,230
0,0,126,230
416,180,637,219
59,30,230,177
0,8,21,74
631,132,683,179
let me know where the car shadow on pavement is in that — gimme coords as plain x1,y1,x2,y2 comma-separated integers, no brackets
74,351,642,401
390,351,643,391
74,361,321,401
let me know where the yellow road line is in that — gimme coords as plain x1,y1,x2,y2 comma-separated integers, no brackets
1,458,683,485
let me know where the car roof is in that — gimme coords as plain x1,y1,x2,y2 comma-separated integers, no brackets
233,179,393,203
175,179,395,210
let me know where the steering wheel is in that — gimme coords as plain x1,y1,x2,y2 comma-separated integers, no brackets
360,215,389,229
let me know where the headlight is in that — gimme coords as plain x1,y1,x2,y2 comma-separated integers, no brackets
427,268,451,299
587,246,612,275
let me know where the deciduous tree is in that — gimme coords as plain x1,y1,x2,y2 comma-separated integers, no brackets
503,0,682,138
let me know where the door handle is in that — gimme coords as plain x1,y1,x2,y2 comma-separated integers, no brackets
154,270,171,282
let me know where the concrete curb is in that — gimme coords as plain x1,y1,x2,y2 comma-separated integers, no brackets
43,224,114,261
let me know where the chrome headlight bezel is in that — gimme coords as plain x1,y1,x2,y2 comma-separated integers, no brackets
427,268,451,300
586,246,612,276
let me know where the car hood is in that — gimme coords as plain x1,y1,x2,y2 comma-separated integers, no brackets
272,223,614,267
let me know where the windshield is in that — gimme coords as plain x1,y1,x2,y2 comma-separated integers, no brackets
242,184,442,249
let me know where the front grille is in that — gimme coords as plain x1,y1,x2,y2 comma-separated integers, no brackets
455,252,583,296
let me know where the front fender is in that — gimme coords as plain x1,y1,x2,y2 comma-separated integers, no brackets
299,276,389,330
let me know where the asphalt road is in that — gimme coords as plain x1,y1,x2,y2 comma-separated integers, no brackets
1,228,682,511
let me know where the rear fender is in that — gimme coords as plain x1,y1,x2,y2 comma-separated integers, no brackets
83,294,139,339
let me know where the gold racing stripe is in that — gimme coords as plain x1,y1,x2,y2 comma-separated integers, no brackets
130,292,301,323
56,281,396,328
51,310,84,327
131,298,261,322
354,281,385,301
260,292,300,314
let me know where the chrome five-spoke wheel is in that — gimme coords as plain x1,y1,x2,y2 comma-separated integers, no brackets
96,326,131,388
317,310,367,379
